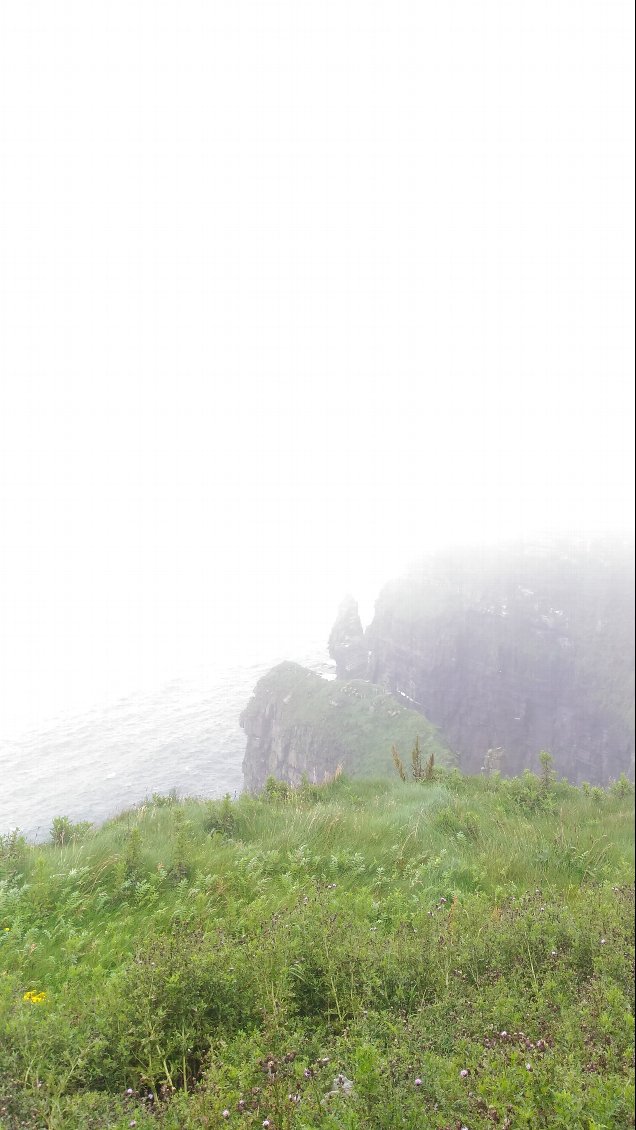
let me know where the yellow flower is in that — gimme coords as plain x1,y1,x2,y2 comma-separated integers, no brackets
22,990,47,1004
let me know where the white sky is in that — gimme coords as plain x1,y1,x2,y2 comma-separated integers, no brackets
0,1,634,732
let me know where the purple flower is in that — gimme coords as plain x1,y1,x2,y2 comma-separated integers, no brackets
460,1069,469,1078
222,1111,230,1120
414,1077,422,1087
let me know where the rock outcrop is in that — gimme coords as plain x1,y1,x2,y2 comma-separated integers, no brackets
328,596,367,679
344,539,634,784
240,660,453,793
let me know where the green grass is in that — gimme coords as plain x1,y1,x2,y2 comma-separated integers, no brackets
0,770,634,1129
241,661,454,781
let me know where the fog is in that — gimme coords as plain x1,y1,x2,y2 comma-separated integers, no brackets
1,1,634,737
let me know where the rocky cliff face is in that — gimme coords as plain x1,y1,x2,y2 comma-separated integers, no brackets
328,595,367,679
240,660,453,793
353,540,634,784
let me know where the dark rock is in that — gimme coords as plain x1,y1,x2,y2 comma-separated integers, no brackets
363,538,634,783
328,595,367,679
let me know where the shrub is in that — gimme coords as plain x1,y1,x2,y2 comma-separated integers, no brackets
50,816,92,846
610,773,634,798
0,828,28,870
203,794,238,838
264,775,292,801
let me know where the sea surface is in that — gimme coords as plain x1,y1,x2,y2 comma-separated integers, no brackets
1,646,335,841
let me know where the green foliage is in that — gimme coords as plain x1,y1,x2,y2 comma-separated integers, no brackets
151,788,180,807
203,793,239,837
0,773,633,1128
610,773,635,798
539,750,557,791
50,815,92,846
0,828,28,873
243,662,455,782
264,775,292,801
121,826,143,882
504,768,556,813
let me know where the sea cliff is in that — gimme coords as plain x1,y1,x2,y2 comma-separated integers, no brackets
240,660,452,792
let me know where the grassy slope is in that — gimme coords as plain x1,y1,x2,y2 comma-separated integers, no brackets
242,661,455,778
0,772,634,1130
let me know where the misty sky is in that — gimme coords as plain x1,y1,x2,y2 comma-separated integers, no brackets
0,1,634,733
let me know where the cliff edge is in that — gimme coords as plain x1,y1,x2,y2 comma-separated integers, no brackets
343,539,634,784
240,660,453,793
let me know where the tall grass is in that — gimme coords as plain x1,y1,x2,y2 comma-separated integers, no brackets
0,770,633,1128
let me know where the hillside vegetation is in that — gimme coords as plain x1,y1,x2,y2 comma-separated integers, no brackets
0,768,634,1129
241,661,454,792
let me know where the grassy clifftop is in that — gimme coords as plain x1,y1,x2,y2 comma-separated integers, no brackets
0,770,634,1128
240,661,454,791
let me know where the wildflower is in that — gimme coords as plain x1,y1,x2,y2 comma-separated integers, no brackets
262,1122,271,1128
303,1068,312,1078
222,1111,230,1119
600,938,606,945
551,950,558,956
526,1063,532,1071
22,990,46,1004
125,1088,134,1096
414,1077,422,1087
460,1068,469,1078
129,1123,137,1128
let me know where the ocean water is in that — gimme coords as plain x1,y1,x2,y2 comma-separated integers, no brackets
1,646,335,842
